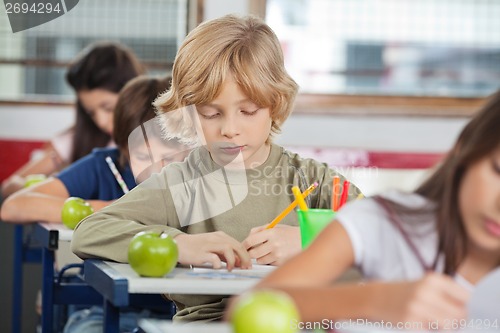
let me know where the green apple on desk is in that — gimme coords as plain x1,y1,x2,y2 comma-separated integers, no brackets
61,197,94,229
128,231,178,277
231,290,300,333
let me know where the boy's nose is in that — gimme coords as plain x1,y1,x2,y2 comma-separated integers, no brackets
221,117,239,138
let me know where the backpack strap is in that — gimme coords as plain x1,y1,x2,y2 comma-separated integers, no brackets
373,196,433,272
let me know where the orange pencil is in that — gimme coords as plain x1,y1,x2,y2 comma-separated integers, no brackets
265,182,318,229
332,176,340,211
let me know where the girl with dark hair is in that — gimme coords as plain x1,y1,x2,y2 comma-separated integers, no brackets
1,76,189,224
1,76,190,333
250,91,500,329
1,42,145,198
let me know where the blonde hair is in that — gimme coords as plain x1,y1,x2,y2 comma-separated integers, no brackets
155,14,298,144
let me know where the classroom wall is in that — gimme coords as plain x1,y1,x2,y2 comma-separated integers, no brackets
203,0,248,20
276,113,468,152
0,104,468,150
0,103,469,182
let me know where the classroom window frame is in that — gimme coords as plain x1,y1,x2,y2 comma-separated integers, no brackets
0,0,493,117
258,0,498,117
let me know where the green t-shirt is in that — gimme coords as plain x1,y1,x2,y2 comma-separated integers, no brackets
72,144,361,321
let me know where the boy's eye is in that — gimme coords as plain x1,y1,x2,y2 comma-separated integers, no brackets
197,105,220,119
241,109,259,116
201,113,220,119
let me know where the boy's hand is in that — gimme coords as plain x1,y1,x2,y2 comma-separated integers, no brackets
242,225,301,266
373,273,470,329
174,232,252,271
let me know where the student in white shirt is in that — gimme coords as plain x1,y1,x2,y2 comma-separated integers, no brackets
249,90,500,329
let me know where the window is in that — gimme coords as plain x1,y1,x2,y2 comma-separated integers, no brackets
265,0,500,115
0,0,188,101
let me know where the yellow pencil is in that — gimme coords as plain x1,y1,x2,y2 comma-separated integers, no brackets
265,182,318,229
292,186,308,211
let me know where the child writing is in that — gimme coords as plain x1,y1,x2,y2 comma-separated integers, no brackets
71,14,361,322
1,42,145,198
1,76,190,224
249,90,500,329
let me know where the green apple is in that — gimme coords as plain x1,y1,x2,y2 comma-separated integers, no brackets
231,290,300,333
128,231,178,277
61,197,94,229
24,174,47,188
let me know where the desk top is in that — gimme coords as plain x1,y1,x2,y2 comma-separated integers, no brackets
84,259,275,306
139,319,232,333
33,222,74,250
37,222,73,240
139,319,321,333
116,261,273,294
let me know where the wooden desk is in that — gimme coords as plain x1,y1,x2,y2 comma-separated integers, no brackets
84,260,275,333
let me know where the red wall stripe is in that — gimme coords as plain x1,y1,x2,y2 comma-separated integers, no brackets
0,140,45,183
367,151,444,169
0,140,445,184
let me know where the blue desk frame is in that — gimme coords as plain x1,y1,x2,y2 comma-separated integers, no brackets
83,260,276,333
32,223,103,333
84,260,174,333
12,225,42,333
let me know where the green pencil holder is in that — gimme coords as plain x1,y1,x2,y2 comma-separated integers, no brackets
297,209,336,248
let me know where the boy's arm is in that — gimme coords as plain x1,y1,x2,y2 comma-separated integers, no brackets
72,199,253,269
71,177,175,262
72,172,252,268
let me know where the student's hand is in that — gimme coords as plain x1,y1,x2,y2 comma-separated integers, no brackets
242,225,301,266
174,232,252,271
373,273,470,329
